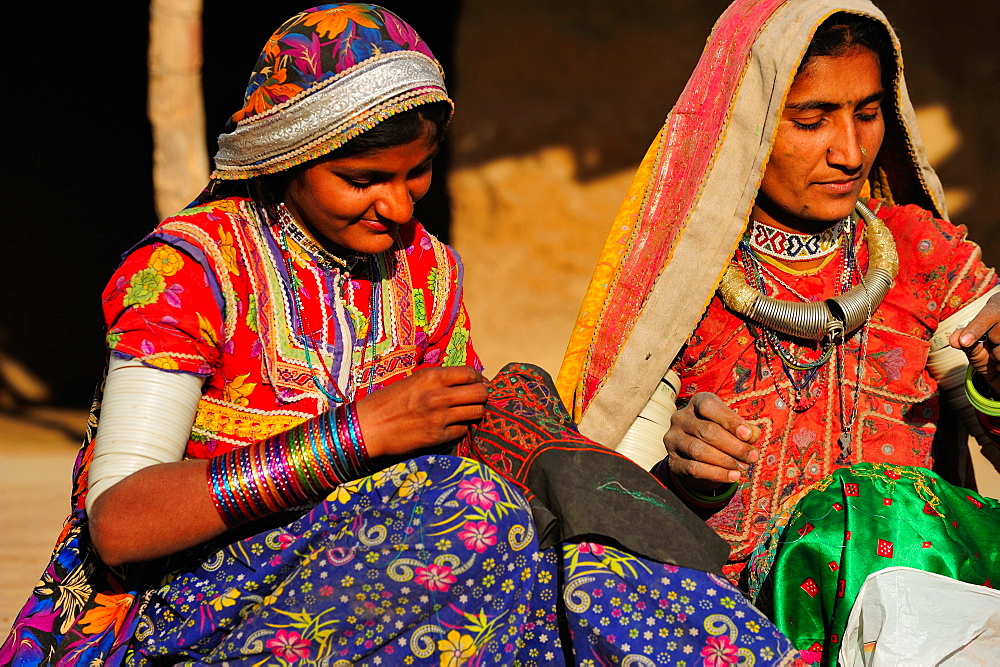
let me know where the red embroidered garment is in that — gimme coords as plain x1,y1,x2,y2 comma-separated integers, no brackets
102,197,480,460
671,201,997,573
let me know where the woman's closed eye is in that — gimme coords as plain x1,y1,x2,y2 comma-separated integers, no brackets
408,161,432,180
336,170,384,190
789,112,826,131
856,105,881,123
335,177,369,190
792,118,824,131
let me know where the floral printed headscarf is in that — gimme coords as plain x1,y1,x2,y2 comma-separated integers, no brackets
212,4,451,180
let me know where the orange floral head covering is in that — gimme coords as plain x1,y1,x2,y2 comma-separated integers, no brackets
212,4,451,180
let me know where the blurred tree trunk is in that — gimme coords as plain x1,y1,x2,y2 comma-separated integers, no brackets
148,0,208,220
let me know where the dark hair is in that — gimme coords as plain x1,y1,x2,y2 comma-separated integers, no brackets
194,101,452,208
328,100,451,159
799,13,895,89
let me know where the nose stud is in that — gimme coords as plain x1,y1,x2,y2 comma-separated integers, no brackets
860,146,868,159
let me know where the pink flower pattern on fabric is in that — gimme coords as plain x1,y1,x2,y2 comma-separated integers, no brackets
577,542,605,556
701,635,740,666
456,477,500,510
265,629,311,663
458,521,498,553
414,563,457,592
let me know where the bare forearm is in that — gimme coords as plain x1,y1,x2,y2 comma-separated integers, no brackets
89,459,225,566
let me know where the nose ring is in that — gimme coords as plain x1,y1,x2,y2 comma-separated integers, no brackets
860,146,868,159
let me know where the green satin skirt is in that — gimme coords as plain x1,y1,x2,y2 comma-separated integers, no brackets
747,463,1000,665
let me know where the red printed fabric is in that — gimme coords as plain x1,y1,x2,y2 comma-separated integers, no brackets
102,197,480,460
671,201,997,574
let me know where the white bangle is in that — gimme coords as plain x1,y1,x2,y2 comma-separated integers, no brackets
616,370,680,471
86,356,204,514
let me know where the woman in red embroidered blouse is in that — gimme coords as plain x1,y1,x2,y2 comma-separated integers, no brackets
559,0,999,661
92,50,482,570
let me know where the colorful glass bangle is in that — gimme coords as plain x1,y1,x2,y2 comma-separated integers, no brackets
346,402,371,463
327,407,354,479
207,455,233,521
206,401,374,527
966,364,1000,417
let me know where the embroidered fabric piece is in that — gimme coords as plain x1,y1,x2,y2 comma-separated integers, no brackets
748,218,845,261
748,463,1000,662
191,396,314,446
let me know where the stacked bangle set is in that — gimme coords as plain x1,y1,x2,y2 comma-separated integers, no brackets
208,402,371,527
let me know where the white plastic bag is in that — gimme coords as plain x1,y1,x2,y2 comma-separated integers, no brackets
839,566,1000,666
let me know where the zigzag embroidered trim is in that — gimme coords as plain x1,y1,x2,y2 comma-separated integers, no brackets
747,218,845,261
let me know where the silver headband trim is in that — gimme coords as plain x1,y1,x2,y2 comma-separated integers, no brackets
215,51,447,168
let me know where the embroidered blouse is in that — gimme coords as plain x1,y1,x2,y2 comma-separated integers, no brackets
671,201,997,570
102,197,480,459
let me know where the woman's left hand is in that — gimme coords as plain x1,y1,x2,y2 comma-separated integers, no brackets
950,292,1000,393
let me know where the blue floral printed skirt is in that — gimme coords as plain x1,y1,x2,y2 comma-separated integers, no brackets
3,365,799,665
125,455,798,665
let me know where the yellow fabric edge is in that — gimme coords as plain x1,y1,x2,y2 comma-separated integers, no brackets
555,127,665,414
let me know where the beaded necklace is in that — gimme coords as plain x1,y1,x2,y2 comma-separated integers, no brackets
834,321,869,459
719,203,897,343
754,261,823,303
740,216,869,452
740,217,845,402
748,218,845,261
740,217,854,367
356,254,382,393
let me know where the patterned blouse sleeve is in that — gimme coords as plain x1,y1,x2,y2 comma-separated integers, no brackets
102,242,224,375
926,213,998,321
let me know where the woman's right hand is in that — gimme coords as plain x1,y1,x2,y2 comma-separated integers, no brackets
356,365,488,458
662,392,760,490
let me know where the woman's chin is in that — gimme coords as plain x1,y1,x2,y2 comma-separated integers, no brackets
342,236,396,256
317,229,397,257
